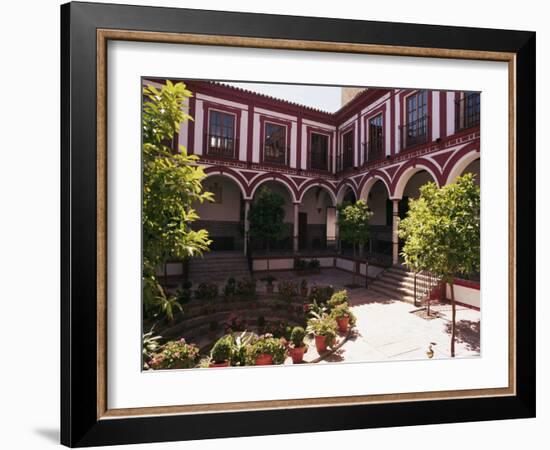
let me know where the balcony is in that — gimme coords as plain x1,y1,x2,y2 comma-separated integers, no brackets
205,133,237,159
365,138,385,163
263,146,290,166
400,115,429,150
455,94,480,132
336,148,354,171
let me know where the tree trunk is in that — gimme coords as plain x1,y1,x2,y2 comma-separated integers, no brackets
266,240,270,275
450,279,456,357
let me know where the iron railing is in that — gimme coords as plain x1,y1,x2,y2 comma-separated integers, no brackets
204,133,237,158
413,270,441,307
365,138,385,163
400,115,429,150
263,146,291,166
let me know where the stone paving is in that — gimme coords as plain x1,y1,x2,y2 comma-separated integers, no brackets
267,268,481,363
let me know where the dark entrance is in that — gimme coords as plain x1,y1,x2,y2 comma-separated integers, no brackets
298,212,308,250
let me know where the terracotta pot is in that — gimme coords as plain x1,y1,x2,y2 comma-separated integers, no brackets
315,335,328,353
255,354,273,365
209,360,230,368
337,316,350,333
289,346,306,364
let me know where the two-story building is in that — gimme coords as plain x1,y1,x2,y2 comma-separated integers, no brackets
147,79,480,278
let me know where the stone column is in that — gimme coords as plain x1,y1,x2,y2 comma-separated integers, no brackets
293,202,300,253
392,199,400,265
244,199,251,255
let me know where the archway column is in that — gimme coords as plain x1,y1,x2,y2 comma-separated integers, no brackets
244,199,251,255
391,198,400,265
293,202,300,253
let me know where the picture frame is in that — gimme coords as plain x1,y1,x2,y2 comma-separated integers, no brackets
60,1,535,447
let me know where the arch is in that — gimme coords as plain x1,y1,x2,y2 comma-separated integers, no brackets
443,143,480,185
336,180,358,204
249,172,298,203
391,158,442,199
297,178,337,205
357,170,392,201
203,166,248,199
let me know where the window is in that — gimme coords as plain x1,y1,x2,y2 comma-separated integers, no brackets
207,110,236,158
310,133,329,171
402,90,428,149
367,114,384,162
341,130,354,170
264,122,287,164
456,92,480,130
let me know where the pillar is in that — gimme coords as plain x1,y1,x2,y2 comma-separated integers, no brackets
392,199,400,265
293,202,300,253
244,199,251,255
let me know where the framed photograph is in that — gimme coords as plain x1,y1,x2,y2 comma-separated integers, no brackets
61,1,536,447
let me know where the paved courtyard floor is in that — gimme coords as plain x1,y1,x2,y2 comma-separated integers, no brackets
269,268,481,363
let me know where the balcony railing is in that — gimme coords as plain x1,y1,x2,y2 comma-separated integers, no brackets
310,152,329,171
204,133,237,159
365,138,385,163
455,94,480,132
263,146,290,166
400,115,429,150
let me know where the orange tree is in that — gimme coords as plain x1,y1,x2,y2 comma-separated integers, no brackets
399,174,480,357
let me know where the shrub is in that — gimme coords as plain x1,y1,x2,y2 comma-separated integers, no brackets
294,259,308,270
236,278,257,300
306,313,338,347
278,280,299,303
176,285,192,304
308,258,320,269
329,302,357,326
290,326,306,348
327,290,349,310
223,277,236,298
210,336,233,363
149,338,199,370
195,282,219,302
308,285,334,305
247,335,287,365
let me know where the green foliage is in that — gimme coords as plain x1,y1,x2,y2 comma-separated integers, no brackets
195,282,219,302
308,285,334,304
398,174,480,280
210,335,233,363
149,338,199,370
278,280,299,302
153,295,183,322
306,311,338,346
308,259,320,269
248,187,286,243
142,327,162,369
337,200,373,247
142,81,213,314
176,283,192,304
290,326,306,348
231,331,255,366
235,278,257,299
329,302,357,326
327,290,348,310
247,336,287,365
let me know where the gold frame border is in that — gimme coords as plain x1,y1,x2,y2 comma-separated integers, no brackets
96,29,517,420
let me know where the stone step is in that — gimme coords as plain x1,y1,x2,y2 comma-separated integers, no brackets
384,269,436,283
368,284,415,304
371,278,430,297
377,274,435,291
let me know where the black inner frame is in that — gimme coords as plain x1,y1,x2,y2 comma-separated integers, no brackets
61,2,536,447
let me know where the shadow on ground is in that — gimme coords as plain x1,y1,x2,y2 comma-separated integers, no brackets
444,320,480,352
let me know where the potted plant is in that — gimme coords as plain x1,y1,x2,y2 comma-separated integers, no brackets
223,277,236,302
288,326,308,364
307,312,337,354
209,335,233,367
148,338,199,370
278,280,299,303
327,290,348,310
261,275,277,294
300,279,308,297
247,335,287,366
330,302,356,333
